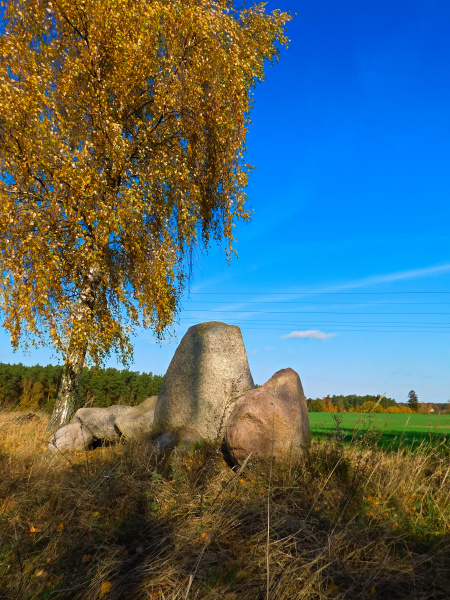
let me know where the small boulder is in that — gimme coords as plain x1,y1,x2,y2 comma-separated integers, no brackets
154,321,254,440
114,396,158,439
225,368,311,465
48,422,94,452
72,405,132,442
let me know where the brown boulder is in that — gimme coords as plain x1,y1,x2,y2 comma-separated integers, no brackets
225,368,311,465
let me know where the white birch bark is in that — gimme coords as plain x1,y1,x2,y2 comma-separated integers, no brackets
46,267,100,433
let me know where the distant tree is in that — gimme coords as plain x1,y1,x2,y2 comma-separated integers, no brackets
359,401,384,414
20,379,44,410
323,397,337,413
407,390,419,412
329,394,397,411
308,399,325,412
0,0,291,432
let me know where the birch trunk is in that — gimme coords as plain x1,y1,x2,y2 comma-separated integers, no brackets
46,268,100,433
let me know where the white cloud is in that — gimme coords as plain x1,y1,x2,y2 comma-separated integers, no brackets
250,349,258,355
264,346,275,351
330,263,450,291
282,330,337,340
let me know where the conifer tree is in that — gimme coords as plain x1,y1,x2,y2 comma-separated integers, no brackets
407,390,419,412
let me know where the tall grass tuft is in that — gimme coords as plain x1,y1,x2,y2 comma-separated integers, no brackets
1,409,449,599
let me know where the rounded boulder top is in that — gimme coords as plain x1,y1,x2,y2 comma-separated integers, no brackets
154,321,254,440
225,367,311,466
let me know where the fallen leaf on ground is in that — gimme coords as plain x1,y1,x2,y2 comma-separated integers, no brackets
99,581,112,598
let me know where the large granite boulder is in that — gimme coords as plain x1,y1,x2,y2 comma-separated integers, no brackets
114,396,158,439
47,422,94,452
225,368,311,465
71,405,132,442
154,321,254,440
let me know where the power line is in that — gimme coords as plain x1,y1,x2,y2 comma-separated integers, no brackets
177,318,450,331
181,310,450,315
232,328,450,333
175,322,450,333
179,322,450,329
184,301,450,305
188,291,450,295
179,320,450,329
179,319,450,325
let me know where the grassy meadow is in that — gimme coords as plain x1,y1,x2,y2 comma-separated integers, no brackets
1,409,450,600
309,413,450,451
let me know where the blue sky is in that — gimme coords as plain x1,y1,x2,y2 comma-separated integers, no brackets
1,0,450,403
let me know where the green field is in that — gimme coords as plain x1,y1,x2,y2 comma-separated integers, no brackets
309,412,450,450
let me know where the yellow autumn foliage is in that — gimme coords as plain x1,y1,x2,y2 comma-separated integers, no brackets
0,0,290,358
0,0,290,428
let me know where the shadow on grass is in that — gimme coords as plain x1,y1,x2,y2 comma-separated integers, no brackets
1,416,450,600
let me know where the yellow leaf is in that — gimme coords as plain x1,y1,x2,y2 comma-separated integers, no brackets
99,581,112,598
82,554,92,563
30,524,43,533
0,501,13,514
369,585,376,595
57,523,64,531
35,569,47,577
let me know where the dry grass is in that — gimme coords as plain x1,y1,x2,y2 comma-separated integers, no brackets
1,409,450,600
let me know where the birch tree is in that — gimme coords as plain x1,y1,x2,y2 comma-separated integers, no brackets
0,0,290,432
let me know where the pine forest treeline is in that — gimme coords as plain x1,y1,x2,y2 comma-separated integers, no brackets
0,363,163,414
2,362,448,416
